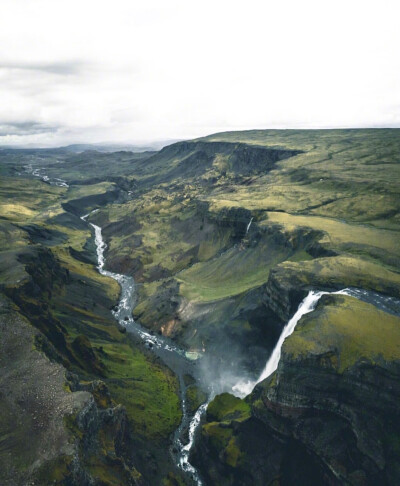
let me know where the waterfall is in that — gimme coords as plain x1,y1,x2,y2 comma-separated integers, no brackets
245,217,253,235
232,288,352,397
257,290,326,382
176,397,213,485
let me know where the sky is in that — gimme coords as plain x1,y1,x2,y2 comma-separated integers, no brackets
0,0,399,147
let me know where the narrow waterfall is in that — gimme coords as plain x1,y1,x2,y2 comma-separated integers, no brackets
246,217,253,235
175,397,213,485
257,290,327,382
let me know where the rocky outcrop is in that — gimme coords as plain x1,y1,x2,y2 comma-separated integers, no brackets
262,267,306,322
0,294,91,486
62,187,121,216
129,140,302,188
133,278,181,334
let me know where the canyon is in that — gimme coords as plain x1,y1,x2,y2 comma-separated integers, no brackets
1,129,400,485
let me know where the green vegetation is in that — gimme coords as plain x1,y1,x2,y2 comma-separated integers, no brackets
201,424,243,468
102,341,181,439
265,212,400,258
199,393,250,470
0,167,183,484
207,393,251,423
177,238,288,302
186,385,208,414
275,255,400,297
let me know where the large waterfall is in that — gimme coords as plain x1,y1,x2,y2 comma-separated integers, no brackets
232,286,400,397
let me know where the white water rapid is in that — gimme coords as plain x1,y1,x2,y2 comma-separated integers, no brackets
174,395,213,485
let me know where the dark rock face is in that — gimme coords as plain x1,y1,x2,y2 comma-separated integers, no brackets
62,188,121,215
262,267,307,322
133,140,302,186
5,247,74,364
133,278,181,335
251,356,400,485
193,415,334,486
22,224,67,246
210,206,253,240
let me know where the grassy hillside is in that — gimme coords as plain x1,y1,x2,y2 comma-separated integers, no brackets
283,294,400,372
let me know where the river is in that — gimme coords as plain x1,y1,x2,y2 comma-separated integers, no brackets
81,211,211,485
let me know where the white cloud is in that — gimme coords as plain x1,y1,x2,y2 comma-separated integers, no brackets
0,0,399,146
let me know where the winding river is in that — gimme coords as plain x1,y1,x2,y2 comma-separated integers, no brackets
81,211,211,484
24,162,69,187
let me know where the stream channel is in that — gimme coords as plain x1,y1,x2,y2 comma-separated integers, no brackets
81,211,211,485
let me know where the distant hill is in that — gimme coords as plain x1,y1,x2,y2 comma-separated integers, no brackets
0,139,182,153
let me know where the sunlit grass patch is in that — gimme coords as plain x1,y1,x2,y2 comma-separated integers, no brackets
102,342,182,440
283,295,400,372
265,212,400,257
178,241,288,302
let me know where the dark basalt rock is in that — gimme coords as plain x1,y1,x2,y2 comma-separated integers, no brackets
69,245,97,265
262,267,307,322
71,335,106,376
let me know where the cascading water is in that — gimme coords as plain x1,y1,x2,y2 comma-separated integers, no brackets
172,387,214,486
257,290,335,382
232,290,328,397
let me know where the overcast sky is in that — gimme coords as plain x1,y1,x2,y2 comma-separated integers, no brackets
0,0,399,147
